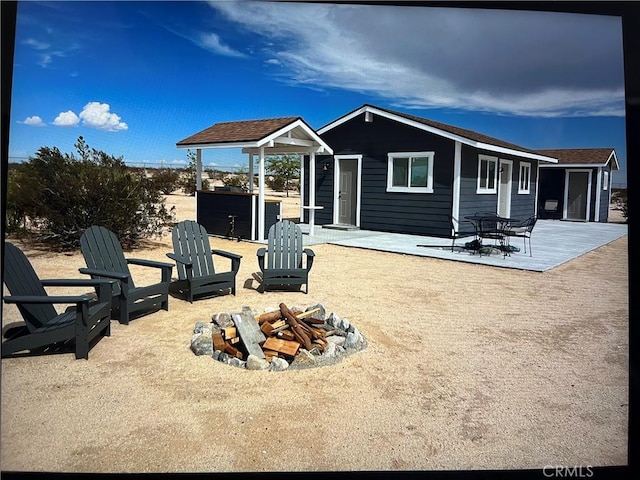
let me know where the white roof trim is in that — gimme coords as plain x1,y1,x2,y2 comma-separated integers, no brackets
607,150,620,170
177,118,333,155
318,105,557,163
176,141,260,150
257,118,333,154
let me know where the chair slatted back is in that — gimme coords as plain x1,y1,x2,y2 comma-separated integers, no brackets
172,221,215,281
3,242,57,330
80,226,133,292
266,220,303,270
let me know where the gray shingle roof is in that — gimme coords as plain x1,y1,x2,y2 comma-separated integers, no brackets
536,148,617,168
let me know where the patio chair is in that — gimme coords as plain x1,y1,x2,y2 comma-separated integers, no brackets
449,215,477,251
79,226,173,324
257,220,314,293
2,242,113,359
505,216,537,256
543,199,560,219
166,220,242,303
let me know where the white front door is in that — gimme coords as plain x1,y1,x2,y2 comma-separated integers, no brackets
334,155,362,226
497,160,513,218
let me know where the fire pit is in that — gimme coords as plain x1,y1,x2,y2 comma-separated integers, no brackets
190,303,367,370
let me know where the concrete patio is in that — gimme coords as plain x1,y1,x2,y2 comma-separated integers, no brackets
296,220,628,272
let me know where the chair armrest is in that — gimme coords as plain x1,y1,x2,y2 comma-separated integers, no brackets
257,248,267,272
79,267,130,281
304,249,315,271
212,249,243,261
126,258,174,269
166,252,193,267
4,294,95,305
40,279,116,288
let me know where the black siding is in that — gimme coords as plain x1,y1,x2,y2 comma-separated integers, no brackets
315,112,455,237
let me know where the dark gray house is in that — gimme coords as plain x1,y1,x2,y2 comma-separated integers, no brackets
536,148,619,222
301,104,558,237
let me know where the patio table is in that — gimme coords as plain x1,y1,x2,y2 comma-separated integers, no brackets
464,214,519,257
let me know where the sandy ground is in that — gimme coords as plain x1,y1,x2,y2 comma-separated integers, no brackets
0,192,629,473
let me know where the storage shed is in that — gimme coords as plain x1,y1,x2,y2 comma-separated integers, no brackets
536,148,619,222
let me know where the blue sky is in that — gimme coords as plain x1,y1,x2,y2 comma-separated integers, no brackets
9,1,627,186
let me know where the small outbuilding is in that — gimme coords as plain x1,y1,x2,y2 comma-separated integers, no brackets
536,148,619,222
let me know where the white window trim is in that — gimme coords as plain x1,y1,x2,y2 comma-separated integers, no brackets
386,151,434,193
518,161,531,194
603,170,609,190
477,154,498,194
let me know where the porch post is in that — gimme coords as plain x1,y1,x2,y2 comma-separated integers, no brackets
309,150,316,235
196,149,202,191
258,146,266,241
249,153,256,240
299,155,305,222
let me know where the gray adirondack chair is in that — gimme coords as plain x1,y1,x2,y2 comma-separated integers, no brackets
79,226,173,324
257,220,314,293
2,242,113,359
166,220,242,303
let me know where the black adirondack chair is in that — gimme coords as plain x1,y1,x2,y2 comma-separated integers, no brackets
257,220,314,293
166,220,242,303
79,226,173,324
2,242,113,359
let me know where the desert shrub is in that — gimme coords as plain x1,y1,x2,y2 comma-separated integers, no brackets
266,175,286,191
152,168,181,194
179,150,210,195
5,136,175,250
222,166,250,191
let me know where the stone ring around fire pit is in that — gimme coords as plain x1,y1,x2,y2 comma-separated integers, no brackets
190,303,367,371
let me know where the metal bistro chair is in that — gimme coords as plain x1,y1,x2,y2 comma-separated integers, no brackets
449,215,477,252
473,213,510,257
505,216,537,256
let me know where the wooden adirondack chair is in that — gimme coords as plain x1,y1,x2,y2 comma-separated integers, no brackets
166,220,242,303
257,220,315,293
2,242,113,359
79,226,173,324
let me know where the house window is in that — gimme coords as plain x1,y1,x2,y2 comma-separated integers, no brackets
518,162,531,194
603,171,609,190
387,152,434,193
477,155,498,193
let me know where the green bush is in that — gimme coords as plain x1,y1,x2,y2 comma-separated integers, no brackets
266,175,286,191
152,168,181,194
5,136,175,250
179,150,210,195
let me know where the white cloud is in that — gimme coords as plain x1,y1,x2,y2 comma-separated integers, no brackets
21,116,46,127
53,110,79,127
209,2,625,118
79,102,128,131
23,38,50,50
200,32,246,58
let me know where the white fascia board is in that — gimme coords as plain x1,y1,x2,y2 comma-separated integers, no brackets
177,141,259,150
540,162,606,168
607,150,620,170
258,118,333,154
242,145,328,155
317,106,369,135
320,105,556,162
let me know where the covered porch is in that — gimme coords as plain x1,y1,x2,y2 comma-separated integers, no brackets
176,116,333,241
